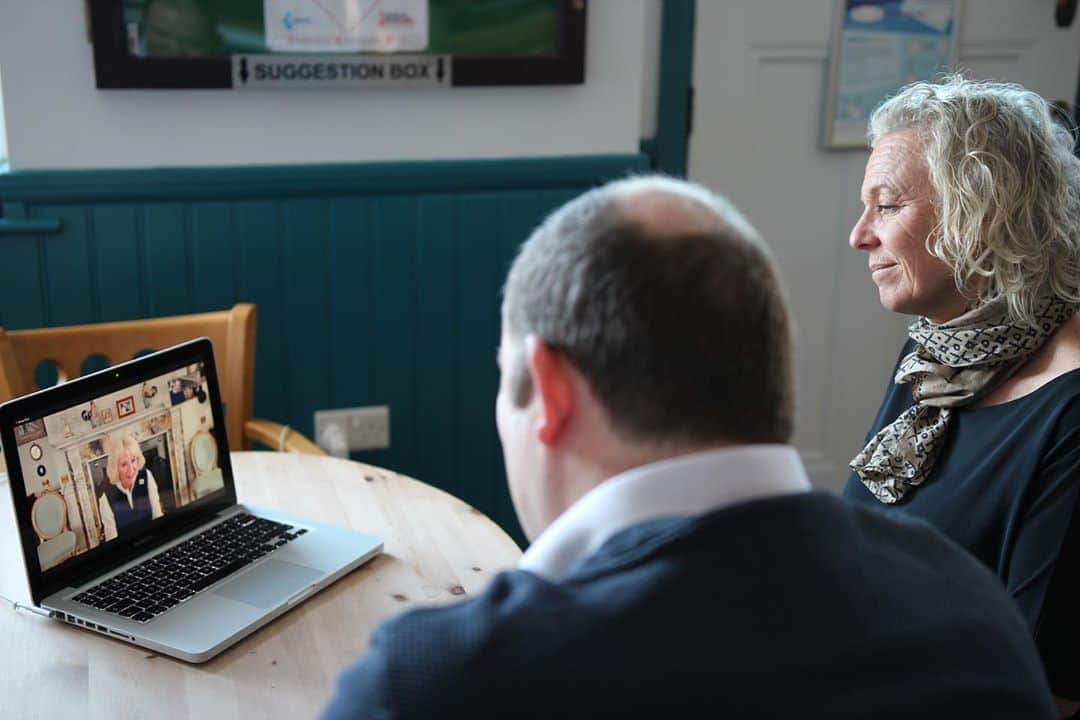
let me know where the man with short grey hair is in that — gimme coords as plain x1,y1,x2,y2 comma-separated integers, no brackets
322,176,1056,719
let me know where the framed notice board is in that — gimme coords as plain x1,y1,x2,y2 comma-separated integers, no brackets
823,0,959,148
88,0,586,89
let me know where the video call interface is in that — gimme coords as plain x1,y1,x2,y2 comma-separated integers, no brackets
11,362,225,573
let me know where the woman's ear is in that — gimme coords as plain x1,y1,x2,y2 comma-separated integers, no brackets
524,335,574,447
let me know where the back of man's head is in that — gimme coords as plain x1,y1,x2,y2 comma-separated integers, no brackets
501,175,793,447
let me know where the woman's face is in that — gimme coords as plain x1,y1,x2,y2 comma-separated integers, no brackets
117,450,139,490
849,129,967,323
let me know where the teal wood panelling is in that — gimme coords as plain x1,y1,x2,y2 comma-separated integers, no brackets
191,203,238,313
235,200,291,431
326,196,376,437
0,155,645,202
93,205,143,322
370,196,418,476
413,195,458,500
144,204,191,316
0,154,650,543
0,232,46,329
42,207,96,326
282,198,334,438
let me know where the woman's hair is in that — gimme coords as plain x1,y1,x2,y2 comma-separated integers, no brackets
105,434,146,486
868,74,1080,327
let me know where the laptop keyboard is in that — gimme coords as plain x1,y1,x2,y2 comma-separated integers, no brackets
72,512,309,624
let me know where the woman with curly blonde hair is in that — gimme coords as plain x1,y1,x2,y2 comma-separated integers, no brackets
843,74,1080,713
98,433,164,542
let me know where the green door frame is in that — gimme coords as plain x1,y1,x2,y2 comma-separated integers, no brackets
641,0,696,177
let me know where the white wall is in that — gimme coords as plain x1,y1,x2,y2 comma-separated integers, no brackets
0,0,654,169
689,0,1080,491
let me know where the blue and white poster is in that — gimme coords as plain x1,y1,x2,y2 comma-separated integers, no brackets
265,0,429,53
825,0,959,148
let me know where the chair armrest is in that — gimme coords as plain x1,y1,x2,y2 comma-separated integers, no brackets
244,419,327,456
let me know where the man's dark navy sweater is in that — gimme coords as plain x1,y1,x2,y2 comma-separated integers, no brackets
323,492,1055,719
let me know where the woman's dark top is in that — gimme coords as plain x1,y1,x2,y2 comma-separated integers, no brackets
101,467,154,534
844,340,1080,699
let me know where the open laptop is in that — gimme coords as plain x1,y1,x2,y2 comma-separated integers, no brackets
0,338,382,662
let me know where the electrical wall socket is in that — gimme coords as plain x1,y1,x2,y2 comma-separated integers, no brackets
314,405,390,454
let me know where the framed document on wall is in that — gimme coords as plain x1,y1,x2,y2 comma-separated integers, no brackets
88,0,586,89
824,0,960,148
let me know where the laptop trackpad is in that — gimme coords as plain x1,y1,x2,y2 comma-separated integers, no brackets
213,559,323,609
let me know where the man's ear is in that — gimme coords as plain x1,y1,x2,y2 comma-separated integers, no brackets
524,335,574,447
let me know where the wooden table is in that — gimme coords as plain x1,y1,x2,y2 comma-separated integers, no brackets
0,452,522,719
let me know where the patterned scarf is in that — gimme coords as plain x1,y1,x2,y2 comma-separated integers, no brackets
850,296,1078,504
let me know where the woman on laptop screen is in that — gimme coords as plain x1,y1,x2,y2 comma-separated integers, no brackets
98,433,164,542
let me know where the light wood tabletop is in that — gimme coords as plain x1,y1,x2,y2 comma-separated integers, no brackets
0,451,522,719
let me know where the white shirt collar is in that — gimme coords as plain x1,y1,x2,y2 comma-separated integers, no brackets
518,444,811,580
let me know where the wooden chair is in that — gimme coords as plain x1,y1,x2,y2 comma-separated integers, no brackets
0,304,323,456
30,482,77,571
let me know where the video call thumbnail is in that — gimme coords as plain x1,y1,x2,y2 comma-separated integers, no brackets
11,362,225,572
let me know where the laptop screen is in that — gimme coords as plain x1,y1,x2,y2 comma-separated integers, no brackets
0,339,237,602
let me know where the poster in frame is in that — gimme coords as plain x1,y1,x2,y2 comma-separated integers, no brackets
824,0,961,149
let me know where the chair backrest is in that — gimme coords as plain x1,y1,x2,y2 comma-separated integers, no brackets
0,304,256,452
31,490,68,541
